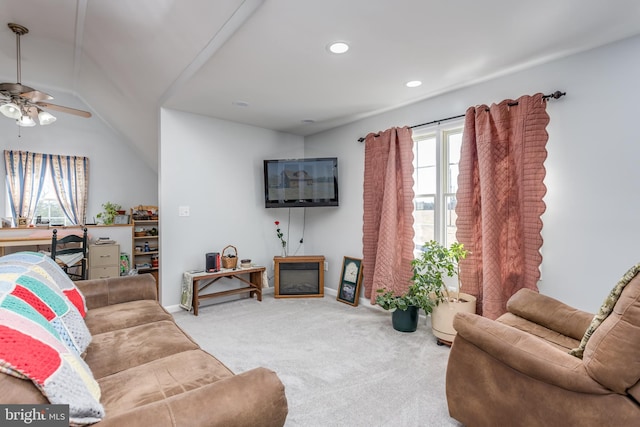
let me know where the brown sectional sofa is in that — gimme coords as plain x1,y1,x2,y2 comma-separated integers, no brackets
1,273,288,426
446,275,640,427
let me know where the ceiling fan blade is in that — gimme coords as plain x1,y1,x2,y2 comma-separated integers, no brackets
21,90,53,103
0,82,34,96
37,102,92,118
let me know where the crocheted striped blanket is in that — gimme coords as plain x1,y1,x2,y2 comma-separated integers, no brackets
0,252,104,425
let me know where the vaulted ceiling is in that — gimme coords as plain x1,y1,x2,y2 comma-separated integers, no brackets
1,1,639,172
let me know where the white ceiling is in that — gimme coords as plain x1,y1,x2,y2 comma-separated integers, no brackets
1,0,639,171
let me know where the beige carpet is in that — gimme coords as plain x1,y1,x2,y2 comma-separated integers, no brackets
173,293,463,427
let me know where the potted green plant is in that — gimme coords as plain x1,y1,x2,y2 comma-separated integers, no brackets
412,240,476,345
96,202,121,225
375,282,431,332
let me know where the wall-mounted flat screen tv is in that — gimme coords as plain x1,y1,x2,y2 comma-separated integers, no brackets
263,157,339,208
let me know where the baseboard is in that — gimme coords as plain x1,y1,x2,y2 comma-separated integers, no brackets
164,286,387,314
324,286,338,297
164,304,182,313
325,286,385,312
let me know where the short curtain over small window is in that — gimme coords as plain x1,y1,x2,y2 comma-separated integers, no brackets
4,150,89,226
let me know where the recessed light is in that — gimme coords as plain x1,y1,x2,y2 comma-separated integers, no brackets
232,100,249,107
406,80,422,88
328,42,349,54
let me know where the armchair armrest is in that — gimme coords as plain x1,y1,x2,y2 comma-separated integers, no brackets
453,312,609,394
96,367,288,427
506,289,594,340
76,274,157,310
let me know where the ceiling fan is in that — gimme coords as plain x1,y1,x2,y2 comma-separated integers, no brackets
0,23,91,127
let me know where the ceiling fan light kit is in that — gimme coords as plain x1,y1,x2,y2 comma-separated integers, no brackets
38,110,56,125
0,23,91,128
0,102,21,119
17,114,35,127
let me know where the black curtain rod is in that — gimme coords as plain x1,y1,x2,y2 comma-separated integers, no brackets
357,90,566,142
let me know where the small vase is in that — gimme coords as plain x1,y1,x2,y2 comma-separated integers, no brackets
281,246,288,258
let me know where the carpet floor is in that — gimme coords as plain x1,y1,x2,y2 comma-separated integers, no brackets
173,293,463,427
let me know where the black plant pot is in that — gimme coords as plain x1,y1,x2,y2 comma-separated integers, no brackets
391,305,419,332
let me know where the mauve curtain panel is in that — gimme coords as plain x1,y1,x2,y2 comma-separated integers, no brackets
363,126,415,302
456,93,549,319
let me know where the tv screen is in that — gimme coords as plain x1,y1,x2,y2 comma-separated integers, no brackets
263,157,339,208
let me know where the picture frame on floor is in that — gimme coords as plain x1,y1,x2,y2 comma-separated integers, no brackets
337,256,363,306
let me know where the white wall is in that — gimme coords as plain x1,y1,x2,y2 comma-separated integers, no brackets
304,34,640,313
159,35,640,313
0,90,157,221
159,109,304,305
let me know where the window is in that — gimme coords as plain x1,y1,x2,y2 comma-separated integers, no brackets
4,150,87,227
4,167,71,226
33,173,71,226
413,123,463,252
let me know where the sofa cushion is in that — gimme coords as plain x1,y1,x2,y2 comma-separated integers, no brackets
95,367,287,427
0,251,88,316
77,274,158,310
98,349,233,417
506,288,593,340
582,270,640,393
0,297,104,425
84,299,174,335
497,312,580,351
0,371,49,404
570,262,640,358
85,320,200,379
629,381,640,404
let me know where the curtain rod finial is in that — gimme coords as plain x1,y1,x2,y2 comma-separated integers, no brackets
545,91,566,100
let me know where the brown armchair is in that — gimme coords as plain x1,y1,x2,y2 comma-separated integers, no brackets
446,274,640,426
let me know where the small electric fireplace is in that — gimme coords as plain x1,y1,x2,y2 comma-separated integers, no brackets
274,255,325,298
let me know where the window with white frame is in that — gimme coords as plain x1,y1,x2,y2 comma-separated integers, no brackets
33,173,71,226
4,150,88,226
4,165,72,226
412,122,463,252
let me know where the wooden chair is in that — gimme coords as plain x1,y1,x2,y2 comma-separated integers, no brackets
51,228,88,281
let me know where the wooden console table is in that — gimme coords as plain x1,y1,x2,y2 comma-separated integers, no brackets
183,267,266,316
0,225,133,257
